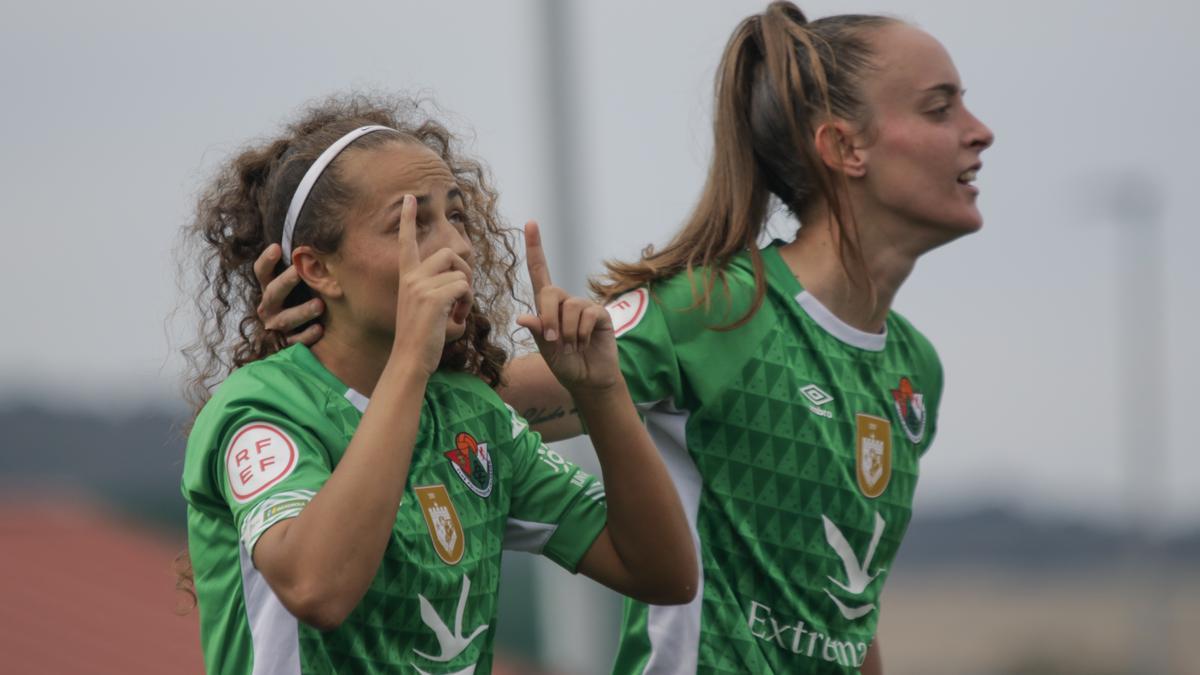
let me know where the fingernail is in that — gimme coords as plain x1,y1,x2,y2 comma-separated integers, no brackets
545,328,558,342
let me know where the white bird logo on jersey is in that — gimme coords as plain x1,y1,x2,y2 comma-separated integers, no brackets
413,574,487,669
822,512,886,620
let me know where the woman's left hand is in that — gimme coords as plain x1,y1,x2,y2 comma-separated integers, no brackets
516,221,620,394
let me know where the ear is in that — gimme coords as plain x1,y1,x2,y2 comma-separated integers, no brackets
292,245,343,300
813,120,867,178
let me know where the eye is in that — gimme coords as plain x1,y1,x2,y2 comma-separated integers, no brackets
928,104,951,119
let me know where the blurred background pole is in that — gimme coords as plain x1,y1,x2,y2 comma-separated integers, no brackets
534,1,614,673
539,0,586,295
1103,171,1170,674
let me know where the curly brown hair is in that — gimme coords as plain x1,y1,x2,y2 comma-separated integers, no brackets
175,94,521,609
180,92,521,417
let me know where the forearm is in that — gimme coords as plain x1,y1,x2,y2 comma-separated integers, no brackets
255,359,427,628
860,637,882,675
573,382,696,603
500,353,583,441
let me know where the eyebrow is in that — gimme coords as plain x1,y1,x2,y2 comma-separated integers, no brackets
386,187,464,212
923,83,962,97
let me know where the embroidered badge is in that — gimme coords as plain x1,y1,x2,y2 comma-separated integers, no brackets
444,432,494,499
415,484,465,565
855,413,892,499
225,422,298,503
890,376,927,443
605,288,648,338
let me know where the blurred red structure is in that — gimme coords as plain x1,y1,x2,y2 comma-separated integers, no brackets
0,494,564,674
0,495,203,674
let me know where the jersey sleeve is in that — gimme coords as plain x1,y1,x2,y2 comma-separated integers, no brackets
901,319,945,458
212,406,333,560
919,348,945,457
500,404,607,572
605,287,684,408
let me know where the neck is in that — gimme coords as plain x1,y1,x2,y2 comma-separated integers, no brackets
310,323,394,397
779,204,921,334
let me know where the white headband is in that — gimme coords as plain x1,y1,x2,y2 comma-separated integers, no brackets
280,124,394,263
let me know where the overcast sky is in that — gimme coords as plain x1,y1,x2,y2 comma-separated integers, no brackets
2,0,1197,529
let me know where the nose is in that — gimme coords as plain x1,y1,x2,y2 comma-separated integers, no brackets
965,108,994,152
436,217,474,266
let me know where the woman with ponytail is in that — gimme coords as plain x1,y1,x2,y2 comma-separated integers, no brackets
178,93,695,674
260,3,993,672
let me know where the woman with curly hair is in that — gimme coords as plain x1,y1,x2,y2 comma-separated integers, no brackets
178,94,695,674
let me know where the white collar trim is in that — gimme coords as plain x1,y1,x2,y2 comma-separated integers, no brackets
794,291,887,351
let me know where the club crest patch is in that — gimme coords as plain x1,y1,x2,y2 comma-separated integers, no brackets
605,288,648,338
444,432,494,498
414,484,465,565
890,376,927,443
855,414,892,499
225,422,298,503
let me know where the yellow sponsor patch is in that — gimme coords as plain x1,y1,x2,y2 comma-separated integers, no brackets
415,484,465,565
855,414,892,499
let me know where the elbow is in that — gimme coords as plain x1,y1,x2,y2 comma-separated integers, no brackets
632,559,700,606
278,580,358,632
294,604,350,633
662,550,700,605
654,579,699,606
631,578,697,606
661,559,700,605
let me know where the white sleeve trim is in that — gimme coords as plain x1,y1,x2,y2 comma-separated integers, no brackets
240,489,316,559
239,541,301,674
503,517,559,554
642,400,705,674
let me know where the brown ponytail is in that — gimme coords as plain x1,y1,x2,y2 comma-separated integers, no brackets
591,2,896,327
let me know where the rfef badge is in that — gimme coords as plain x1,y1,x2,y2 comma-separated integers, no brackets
855,413,892,499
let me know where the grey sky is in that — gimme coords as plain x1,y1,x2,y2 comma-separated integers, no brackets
2,0,1197,528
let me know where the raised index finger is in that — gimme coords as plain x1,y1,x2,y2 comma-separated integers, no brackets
397,194,420,269
524,221,553,294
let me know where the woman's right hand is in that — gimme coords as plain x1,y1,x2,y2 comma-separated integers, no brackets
389,194,474,377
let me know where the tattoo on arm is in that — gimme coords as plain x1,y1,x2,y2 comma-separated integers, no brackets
522,405,578,426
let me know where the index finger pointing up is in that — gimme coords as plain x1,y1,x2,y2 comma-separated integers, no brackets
397,194,420,268
524,221,553,294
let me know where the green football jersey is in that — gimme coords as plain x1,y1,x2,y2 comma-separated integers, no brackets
181,345,607,675
605,242,943,674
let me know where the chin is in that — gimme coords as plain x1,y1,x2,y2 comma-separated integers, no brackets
938,204,985,234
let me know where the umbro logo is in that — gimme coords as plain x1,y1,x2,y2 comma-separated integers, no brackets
799,384,833,405
800,384,834,419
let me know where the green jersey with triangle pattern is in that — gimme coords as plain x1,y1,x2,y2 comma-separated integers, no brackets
604,242,943,674
181,345,607,674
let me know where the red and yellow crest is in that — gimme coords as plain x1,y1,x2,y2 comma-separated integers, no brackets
855,413,892,499
891,376,927,443
444,432,494,499
414,484,465,565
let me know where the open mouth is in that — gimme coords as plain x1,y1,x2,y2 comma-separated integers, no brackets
957,168,978,185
